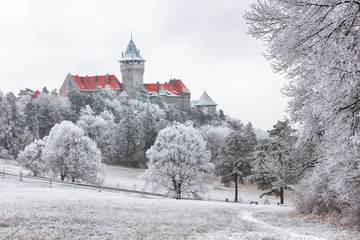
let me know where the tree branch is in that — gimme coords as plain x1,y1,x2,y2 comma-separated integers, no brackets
338,99,360,111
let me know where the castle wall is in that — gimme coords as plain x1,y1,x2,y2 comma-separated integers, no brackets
149,92,191,108
59,74,80,96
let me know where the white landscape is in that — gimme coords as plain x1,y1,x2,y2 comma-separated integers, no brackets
0,158,358,240
2,0,360,239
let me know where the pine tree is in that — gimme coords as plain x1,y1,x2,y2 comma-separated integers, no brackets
246,139,276,192
216,126,257,202
134,85,149,103
118,106,145,166
250,120,297,204
219,109,226,121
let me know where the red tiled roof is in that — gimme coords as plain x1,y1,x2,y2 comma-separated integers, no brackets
174,79,189,93
31,90,41,100
144,79,189,97
144,83,181,97
72,75,122,91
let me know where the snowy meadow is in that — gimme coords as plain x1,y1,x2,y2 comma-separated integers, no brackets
2,1,360,237
1,159,359,240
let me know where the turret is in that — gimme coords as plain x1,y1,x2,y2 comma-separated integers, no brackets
119,37,145,98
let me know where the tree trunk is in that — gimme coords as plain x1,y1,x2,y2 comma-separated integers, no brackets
72,178,75,182
280,187,284,204
234,173,238,202
173,177,181,199
61,175,65,181
176,183,182,199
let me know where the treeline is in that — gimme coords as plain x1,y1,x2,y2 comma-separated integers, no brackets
1,86,305,203
0,87,235,168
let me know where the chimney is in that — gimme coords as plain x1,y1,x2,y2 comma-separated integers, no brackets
106,74,109,84
122,52,123,57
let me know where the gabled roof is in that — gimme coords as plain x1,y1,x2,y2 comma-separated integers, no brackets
120,39,144,62
144,79,189,97
71,75,122,91
174,79,189,93
144,83,181,97
195,91,217,106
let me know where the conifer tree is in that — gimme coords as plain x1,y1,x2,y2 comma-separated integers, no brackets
216,124,257,202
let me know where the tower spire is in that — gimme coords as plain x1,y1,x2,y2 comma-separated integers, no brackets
119,35,145,99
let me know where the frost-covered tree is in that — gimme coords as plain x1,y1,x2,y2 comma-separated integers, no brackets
43,121,103,183
0,93,14,157
142,108,158,150
96,110,118,163
200,125,233,163
24,92,75,139
91,86,114,115
143,123,214,199
18,139,47,177
77,106,119,164
68,90,94,117
245,0,360,220
257,120,297,204
118,105,145,166
153,95,166,109
219,109,226,121
0,92,27,157
77,105,107,141
134,85,149,103
216,124,257,202
246,139,275,193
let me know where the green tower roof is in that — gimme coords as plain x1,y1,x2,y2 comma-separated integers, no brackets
120,38,144,61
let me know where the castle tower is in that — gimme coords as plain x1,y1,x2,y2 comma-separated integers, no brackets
119,37,145,98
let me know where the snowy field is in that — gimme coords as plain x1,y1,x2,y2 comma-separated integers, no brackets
1,159,359,239
1,159,282,204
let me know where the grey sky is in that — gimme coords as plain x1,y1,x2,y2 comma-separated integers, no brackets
0,0,288,130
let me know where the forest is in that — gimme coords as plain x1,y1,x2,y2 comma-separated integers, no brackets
1,86,297,202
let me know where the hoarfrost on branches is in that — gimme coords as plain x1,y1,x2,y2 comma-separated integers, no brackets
216,123,257,202
245,0,360,225
248,120,297,204
17,139,47,177
42,121,104,183
142,123,214,199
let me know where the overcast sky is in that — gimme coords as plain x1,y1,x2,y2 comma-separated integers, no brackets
0,0,288,131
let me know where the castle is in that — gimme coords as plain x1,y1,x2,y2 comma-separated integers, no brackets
59,37,191,108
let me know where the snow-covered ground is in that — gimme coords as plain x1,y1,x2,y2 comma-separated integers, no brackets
1,158,359,239
1,158,280,204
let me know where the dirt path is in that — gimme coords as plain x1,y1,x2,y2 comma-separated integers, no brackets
240,210,324,240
